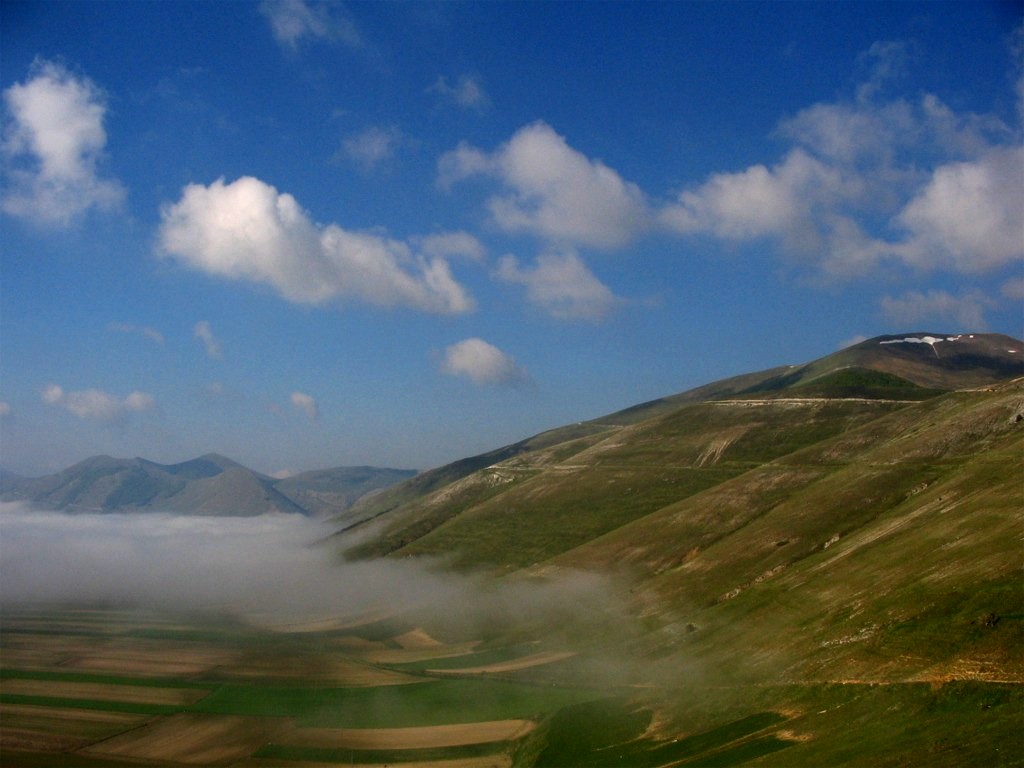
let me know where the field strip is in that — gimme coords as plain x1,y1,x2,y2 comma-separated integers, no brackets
0,679,210,705
395,627,445,649
223,658,424,687
0,727,88,752
237,756,513,768
83,713,287,764
0,702,147,723
282,719,536,749
360,642,481,664
428,651,576,674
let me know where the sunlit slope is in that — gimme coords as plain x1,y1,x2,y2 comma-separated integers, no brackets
554,380,1024,683
350,398,912,569
342,332,1022,568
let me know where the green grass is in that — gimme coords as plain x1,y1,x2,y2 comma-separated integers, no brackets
188,677,599,727
256,741,511,764
0,668,212,689
533,699,790,768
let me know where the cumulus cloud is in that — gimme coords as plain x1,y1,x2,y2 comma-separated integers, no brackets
659,41,1022,279
894,146,1024,272
41,383,154,422
260,0,360,50
660,148,850,255
193,320,223,359
429,74,489,110
290,391,318,421
341,125,402,171
2,59,124,225
109,322,165,346
158,176,474,315
439,121,650,248
497,251,620,321
441,338,529,386
880,289,995,330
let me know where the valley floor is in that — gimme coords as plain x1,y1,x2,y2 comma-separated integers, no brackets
1,606,1021,767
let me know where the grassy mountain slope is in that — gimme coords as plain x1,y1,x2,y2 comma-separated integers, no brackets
331,334,1022,766
342,332,1021,567
336,332,1023,703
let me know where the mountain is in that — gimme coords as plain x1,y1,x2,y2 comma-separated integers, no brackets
330,330,1023,762
341,331,1023,551
0,453,416,517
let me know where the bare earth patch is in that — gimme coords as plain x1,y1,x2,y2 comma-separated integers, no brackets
0,702,146,724
428,651,576,675
1,679,210,706
82,713,287,764
359,642,480,665
280,719,536,750
394,627,444,649
0,727,89,752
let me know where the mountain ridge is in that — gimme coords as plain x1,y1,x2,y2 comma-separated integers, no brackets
0,454,416,518
340,331,1023,539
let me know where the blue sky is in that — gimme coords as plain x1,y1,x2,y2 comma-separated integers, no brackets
1,1,1022,477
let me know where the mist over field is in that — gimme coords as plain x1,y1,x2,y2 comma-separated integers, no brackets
0,502,627,643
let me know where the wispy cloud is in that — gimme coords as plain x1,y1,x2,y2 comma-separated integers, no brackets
290,391,318,421
441,338,530,386
340,125,402,171
41,383,154,422
109,322,165,346
0,402,10,419
497,251,620,321
429,74,489,110
439,121,650,249
880,289,995,330
259,0,360,50
2,59,125,225
193,320,223,359
159,176,475,315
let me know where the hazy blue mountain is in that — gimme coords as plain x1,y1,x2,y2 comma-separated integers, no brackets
0,453,415,518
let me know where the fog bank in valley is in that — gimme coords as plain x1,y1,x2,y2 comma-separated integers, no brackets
0,502,629,640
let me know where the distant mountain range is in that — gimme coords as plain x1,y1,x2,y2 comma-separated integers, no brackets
0,453,416,518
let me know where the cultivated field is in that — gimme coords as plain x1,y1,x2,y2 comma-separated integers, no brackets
2,604,1021,766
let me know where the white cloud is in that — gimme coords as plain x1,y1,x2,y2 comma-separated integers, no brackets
660,42,1021,280
415,231,486,262
429,75,489,110
259,0,360,50
42,383,155,422
290,391,318,421
341,126,402,171
1001,277,1024,300
193,320,223,359
2,59,125,225
880,289,994,330
438,121,650,248
109,322,165,346
660,148,849,254
497,251,619,321
158,176,474,315
894,146,1024,273
441,338,529,386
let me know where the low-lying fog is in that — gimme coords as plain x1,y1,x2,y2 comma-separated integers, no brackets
0,502,629,642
